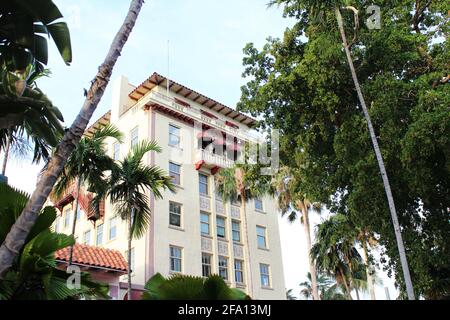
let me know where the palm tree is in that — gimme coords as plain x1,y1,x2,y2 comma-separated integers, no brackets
107,140,175,300
0,0,146,278
300,272,348,300
52,124,123,265
286,289,297,300
142,273,249,300
311,214,365,300
215,164,271,297
272,166,321,300
269,0,415,300
0,184,109,300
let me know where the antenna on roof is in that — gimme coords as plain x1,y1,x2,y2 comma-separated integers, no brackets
167,39,170,97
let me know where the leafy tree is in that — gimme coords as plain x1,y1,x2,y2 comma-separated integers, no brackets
272,166,321,300
52,124,123,265
0,184,108,300
142,273,249,300
107,141,175,300
238,0,449,299
0,0,146,278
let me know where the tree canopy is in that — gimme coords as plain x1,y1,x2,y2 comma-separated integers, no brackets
238,0,449,299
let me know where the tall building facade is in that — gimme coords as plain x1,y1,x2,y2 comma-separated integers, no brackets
52,73,285,300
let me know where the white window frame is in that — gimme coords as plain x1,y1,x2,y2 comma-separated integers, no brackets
96,223,104,245
199,173,209,195
169,124,181,148
169,162,181,186
202,253,212,277
257,226,268,249
231,220,241,243
234,259,244,284
218,256,228,281
200,212,210,236
216,216,226,239
109,217,117,240
83,230,91,245
169,202,182,227
170,246,183,273
260,263,271,288
130,127,139,148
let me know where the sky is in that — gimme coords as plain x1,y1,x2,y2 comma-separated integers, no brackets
2,0,398,299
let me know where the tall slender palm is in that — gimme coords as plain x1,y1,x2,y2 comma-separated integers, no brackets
215,165,271,298
272,166,321,300
269,0,415,300
107,140,175,300
53,124,123,265
0,0,145,278
311,213,364,300
335,5,414,299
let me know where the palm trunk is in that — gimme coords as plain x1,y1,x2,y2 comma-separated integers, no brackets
335,7,415,300
362,235,376,300
241,193,254,298
0,0,145,278
1,128,12,176
302,208,320,300
339,267,353,300
127,208,134,300
68,177,82,265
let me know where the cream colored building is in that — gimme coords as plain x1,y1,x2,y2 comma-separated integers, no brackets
52,73,285,300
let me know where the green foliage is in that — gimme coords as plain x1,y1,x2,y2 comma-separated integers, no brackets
238,0,449,299
53,124,123,221
0,0,71,164
0,184,109,300
142,273,250,300
107,140,176,239
299,272,347,300
215,164,273,203
0,0,72,74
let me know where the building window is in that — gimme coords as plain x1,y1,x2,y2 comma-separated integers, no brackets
202,253,212,277
64,209,71,228
109,217,117,240
170,246,182,273
199,173,209,195
96,224,103,245
218,256,228,281
169,124,181,147
125,248,135,273
200,212,210,236
231,221,241,243
54,216,60,233
254,198,264,211
234,260,244,284
169,162,181,186
169,202,182,227
216,216,226,239
257,226,267,249
260,264,271,287
130,127,139,148
76,208,82,220
113,142,120,161
83,230,91,245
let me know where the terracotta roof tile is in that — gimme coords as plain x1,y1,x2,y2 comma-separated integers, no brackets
55,243,128,272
